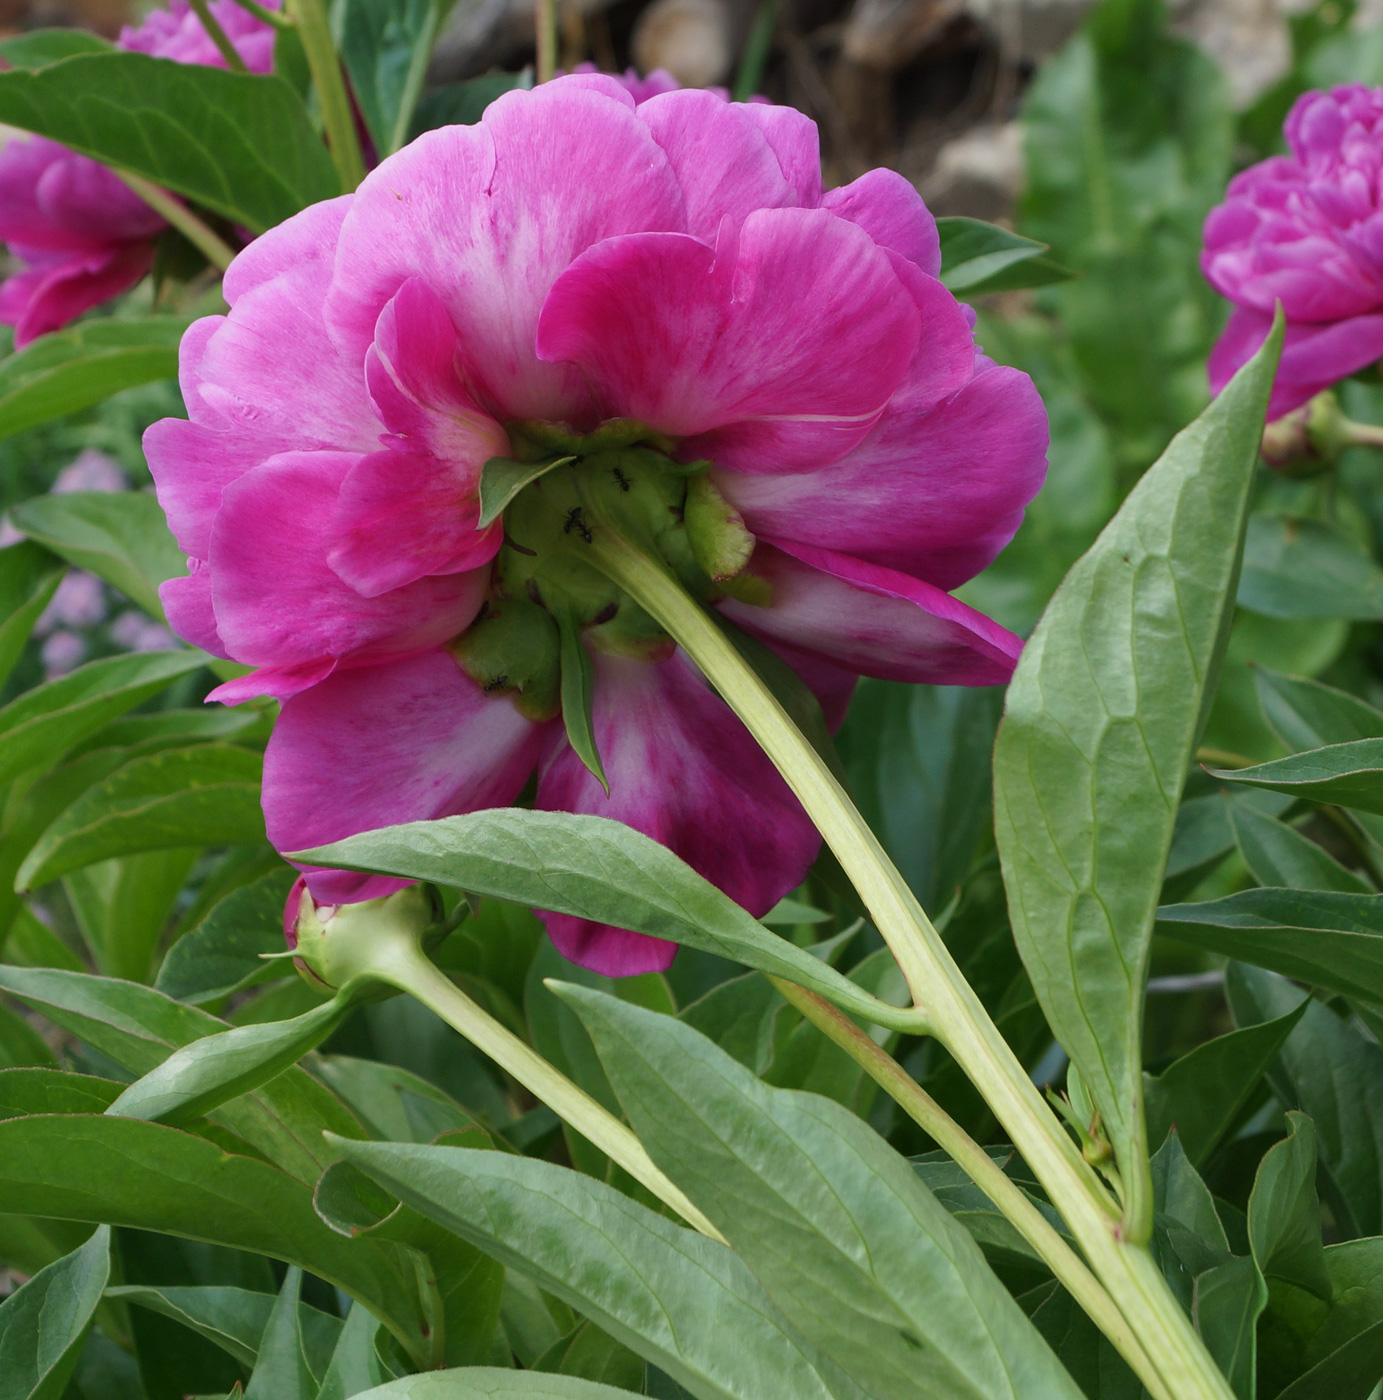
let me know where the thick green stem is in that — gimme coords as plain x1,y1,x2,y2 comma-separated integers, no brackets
113,172,236,271
535,0,559,82
362,933,724,1242
187,0,248,69
585,524,1236,1400
770,977,1173,1400
288,0,366,191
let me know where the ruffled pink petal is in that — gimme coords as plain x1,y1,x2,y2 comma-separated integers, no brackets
159,566,226,657
637,89,798,241
1,243,154,347
535,648,820,976
736,103,823,206
263,651,545,903
821,167,941,277
208,450,488,669
324,78,687,424
719,540,1022,686
536,208,921,473
146,415,268,561
1208,304,1383,419
717,363,1047,590
207,657,337,704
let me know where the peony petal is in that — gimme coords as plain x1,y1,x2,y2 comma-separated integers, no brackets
536,208,921,473
325,79,687,424
2,243,154,347
736,103,823,206
159,566,226,658
719,540,1022,686
718,363,1047,590
535,648,820,976
263,651,545,902
207,656,336,704
209,450,488,669
821,167,941,276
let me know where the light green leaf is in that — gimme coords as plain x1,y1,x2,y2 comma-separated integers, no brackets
0,1225,109,1400
1227,804,1371,893
298,809,913,1027
936,217,1072,295
1192,1255,1266,1400
0,53,339,232
325,1137,862,1400
1157,890,1383,1003
0,650,205,786
0,29,112,68
1249,1111,1331,1299
478,457,569,529
311,1055,482,1145
18,743,266,889
558,985,1084,1400
0,1000,57,1069
1254,668,1383,752
1238,515,1383,619
1209,739,1383,816
64,848,198,981
244,1269,316,1400
10,489,187,620
993,311,1282,1237
0,322,183,444
677,972,781,1075
317,1302,399,1400
0,542,63,689
555,611,606,792
351,1371,648,1399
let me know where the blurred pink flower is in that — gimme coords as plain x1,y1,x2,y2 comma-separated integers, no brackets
1204,84,1383,418
0,0,280,347
36,571,107,633
54,448,127,494
146,76,1047,975
110,609,178,651
40,629,87,678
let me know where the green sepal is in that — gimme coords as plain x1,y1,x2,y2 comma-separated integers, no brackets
684,474,755,583
479,456,573,528
449,598,561,721
555,611,607,794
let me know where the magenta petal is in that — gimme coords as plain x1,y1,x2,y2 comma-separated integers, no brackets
263,651,545,902
207,657,337,704
535,648,820,976
325,81,687,423
822,167,941,277
718,363,1048,590
720,541,1023,685
537,208,921,472
2,242,154,347
736,103,824,206
159,566,226,658
208,450,488,669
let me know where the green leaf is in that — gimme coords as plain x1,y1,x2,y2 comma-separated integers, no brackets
0,965,363,1185
1227,965,1383,1239
18,743,266,889
1018,1280,1142,1400
1192,1255,1267,1400
555,611,607,792
64,848,198,981
1157,889,1383,1003
993,309,1283,1237
349,1372,651,1399
1150,1130,1232,1291
10,489,188,620
1249,1111,1332,1299
535,1321,645,1389
1274,1322,1383,1400
0,542,63,689
677,971,781,1075
1144,1002,1308,1166
0,1225,109,1400
409,70,533,138
478,457,569,529
106,993,350,1127
244,1269,316,1400
324,1137,861,1400
0,53,339,233
1254,668,1383,753
317,1302,399,1400
557,985,1085,1400
339,0,455,155
0,1068,120,1118
0,29,113,68
0,1000,57,1069
157,868,298,1004
935,217,1073,295
0,321,184,444
1209,739,1383,816
1227,804,1371,893
311,1055,482,1145
1238,515,1383,620
296,809,913,1027
0,650,205,787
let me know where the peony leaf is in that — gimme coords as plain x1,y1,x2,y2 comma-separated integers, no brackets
0,541,64,690
1238,515,1383,620
0,28,112,69
478,456,571,528
1207,739,1383,816
347,1371,648,1399
1226,803,1371,893
936,217,1072,294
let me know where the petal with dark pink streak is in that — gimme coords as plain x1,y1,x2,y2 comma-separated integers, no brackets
536,209,920,473
534,648,820,976
718,363,1048,590
264,651,545,902
718,541,1022,686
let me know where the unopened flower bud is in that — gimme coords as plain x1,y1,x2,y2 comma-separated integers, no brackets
1259,391,1346,477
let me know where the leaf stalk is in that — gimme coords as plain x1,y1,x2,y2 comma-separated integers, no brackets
112,171,236,272
186,0,249,70
287,0,366,191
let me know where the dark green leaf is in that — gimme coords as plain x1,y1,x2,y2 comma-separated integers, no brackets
296,809,912,1027
18,743,266,889
1248,1111,1331,1298
0,1067,120,1118
993,310,1282,1234
1192,1255,1266,1400
0,53,339,232
1274,1322,1383,1400
1150,1131,1231,1292
1209,739,1383,816
1238,515,1383,619
1254,669,1383,752
0,321,183,444
1018,1281,1142,1400
1157,889,1383,1003
409,70,534,137
536,1321,645,1389
677,972,781,1075
311,1055,482,1145
244,1268,316,1400
325,1137,862,1400
0,542,63,689
1144,1002,1307,1166
10,489,188,620
1228,804,1371,893
317,1302,399,1400
349,1372,650,1398
64,847,198,981
478,457,568,529
0,650,205,787
555,612,606,792
0,29,112,68
339,0,455,155
0,1225,109,1400
558,985,1085,1400
935,217,1073,295
0,1001,57,1069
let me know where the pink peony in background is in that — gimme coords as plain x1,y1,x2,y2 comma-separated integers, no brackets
1203,84,1383,419
0,0,280,348
146,76,1048,976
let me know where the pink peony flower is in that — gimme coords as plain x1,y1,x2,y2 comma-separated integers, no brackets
0,0,280,347
1203,84,1383,419
146,77,1047,975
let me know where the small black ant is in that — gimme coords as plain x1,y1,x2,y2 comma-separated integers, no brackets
562,506,593,543
483,674,509,692
612,467,631,492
